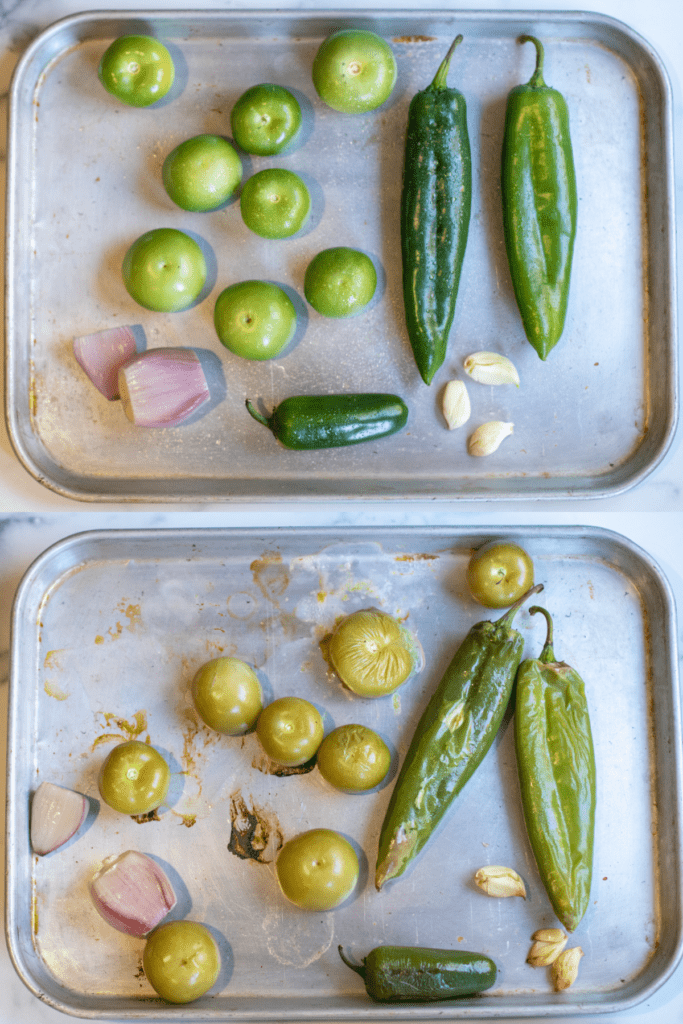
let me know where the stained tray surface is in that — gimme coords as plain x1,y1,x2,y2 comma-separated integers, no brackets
6,526,682,1019
4,10,677,500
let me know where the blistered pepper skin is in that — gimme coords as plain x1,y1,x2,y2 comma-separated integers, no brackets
501,36,577,359
339,945,497,1003
375,585,542,890
401,35,472,385
514,606,596,932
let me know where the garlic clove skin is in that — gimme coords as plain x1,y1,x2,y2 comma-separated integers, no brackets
118,347,210,428
30,781,88,856
464,351,520,387
467,421,514,457
73,326,137,400
90,850,177,937
552,946,584,991
442,379,471,429
527,928,568,967
474,865,526,898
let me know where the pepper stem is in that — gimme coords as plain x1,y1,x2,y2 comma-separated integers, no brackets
338,945,366,980
519,34,546,88
245,398,270,430
429,34,463,91
529,605,557,663
495,582,544,629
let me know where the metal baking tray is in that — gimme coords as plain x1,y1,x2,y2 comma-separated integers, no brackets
6,525,681,1019
4,10,678,501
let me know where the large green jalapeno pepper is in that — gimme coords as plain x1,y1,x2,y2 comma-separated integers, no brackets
501,35,577,360
245,393,408,449
375,582,543,889
338,944,497,1003
401,35,472,385
514,606,596,932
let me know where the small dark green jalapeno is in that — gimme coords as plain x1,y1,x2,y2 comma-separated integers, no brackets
245,393,408,450
501,35,577,359
514,606,596,932
401,35,472,385
338,945,497,1002
375,583,543,890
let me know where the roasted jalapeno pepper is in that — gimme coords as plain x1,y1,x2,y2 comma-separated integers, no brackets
501,35,577,359
338,944,497,1003
375,583,543,889
245,393,408,449
514,606,596,932
401,35,472,385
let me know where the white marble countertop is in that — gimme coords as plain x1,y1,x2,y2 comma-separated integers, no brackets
1,0,682,1022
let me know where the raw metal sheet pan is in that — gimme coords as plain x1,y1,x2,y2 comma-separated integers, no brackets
5,525,682,1019
4,9,678,501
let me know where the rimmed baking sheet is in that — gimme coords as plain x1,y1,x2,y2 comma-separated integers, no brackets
6,525,682,1017
4,10,678,500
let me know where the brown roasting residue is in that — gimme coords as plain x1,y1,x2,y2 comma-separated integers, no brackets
228,792,283,863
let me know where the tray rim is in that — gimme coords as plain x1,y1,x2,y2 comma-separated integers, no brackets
5,522,683,1019
3,8,679,502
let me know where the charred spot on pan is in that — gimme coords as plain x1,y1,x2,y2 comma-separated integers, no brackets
251,750,317,776
228,792,283,863
131,808,161,824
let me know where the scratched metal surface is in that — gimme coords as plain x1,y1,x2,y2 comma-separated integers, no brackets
5,525,682,1018
4,10,678,500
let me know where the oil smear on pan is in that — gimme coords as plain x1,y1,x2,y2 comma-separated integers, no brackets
228,791,283,863
262,904,335,968
91,709,148,749
251,552,289,606
43,649,69,700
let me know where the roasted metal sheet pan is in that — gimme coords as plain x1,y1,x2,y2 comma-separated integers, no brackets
4,10,678,501
6,525,682,1018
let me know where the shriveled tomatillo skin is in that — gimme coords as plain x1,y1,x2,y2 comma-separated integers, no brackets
501,35,577,359
375,583,543,889
514,606,596,932
401,35,472,385
338,945,497,1003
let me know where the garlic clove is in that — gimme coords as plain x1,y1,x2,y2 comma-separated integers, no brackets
527,928,568,967
474,865,526,898
464,351,520,387
551,946,584,991
118,347,210,428
30,781,88,856
467,421,514,457
442,379,471,429
73,326,137,400
90,850,177,937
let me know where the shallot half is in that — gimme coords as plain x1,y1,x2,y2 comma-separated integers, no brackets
90,850,177,937
30,781,88,855
118,347,210,427
73,326,137,400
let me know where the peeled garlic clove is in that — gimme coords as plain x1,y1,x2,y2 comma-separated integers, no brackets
90,850,176,937
30,781,88,855
442,379,471,429
464,351,520,387
73,326,137,400
474,865,526,898
467,421,514,457
527,928,568,967
118,347,210,428
551,947,584,991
